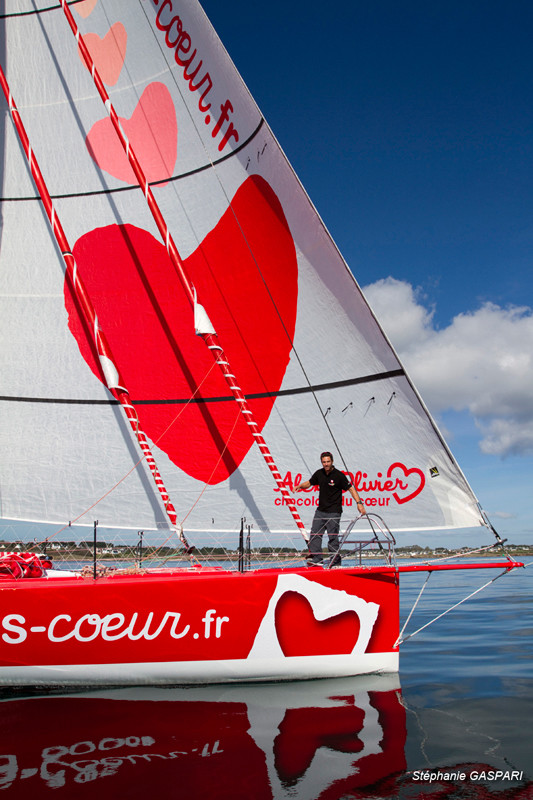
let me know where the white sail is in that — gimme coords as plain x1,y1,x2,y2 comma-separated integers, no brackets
0,0,486,536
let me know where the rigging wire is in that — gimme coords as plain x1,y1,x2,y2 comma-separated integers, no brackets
41,359,220,549
397,567,515,646
405,541,518,569
155,406,244,568
178,407,243,528
395,572,431,647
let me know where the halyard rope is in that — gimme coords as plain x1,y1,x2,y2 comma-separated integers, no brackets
59,0,309,543
0,62,191,553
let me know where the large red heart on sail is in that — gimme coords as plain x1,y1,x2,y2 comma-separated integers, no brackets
65,176,298,485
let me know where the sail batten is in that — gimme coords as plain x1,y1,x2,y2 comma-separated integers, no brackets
1,369,409,406
0,117,265,204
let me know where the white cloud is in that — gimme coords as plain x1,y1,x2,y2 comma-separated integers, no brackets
479,418,533,456
363,277,533,457
489,510,517,520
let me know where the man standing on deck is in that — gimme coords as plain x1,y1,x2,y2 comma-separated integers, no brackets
294,452,365,566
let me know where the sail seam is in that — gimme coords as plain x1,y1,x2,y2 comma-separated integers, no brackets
0,368,405,405
0,3,80,18
0,119,266,203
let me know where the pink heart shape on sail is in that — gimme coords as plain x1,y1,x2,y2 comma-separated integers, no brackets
85,82,177,185
80,23,127,86
75,0,98,18
387,462,425,504
65,175,298,485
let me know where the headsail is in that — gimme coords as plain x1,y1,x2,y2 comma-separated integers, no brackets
0,0,486,535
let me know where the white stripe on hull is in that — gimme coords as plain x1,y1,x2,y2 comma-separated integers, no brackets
0,651,398,687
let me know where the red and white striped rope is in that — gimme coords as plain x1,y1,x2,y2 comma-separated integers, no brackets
0,62,190,551
60,1,308,542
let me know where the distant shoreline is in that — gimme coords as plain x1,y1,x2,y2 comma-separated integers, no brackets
21,550,533,563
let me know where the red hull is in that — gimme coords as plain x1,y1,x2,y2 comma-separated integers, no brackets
0,566,399,685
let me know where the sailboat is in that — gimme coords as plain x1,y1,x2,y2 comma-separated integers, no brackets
0,0,522,686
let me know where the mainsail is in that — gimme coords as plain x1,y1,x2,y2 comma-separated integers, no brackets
0,0,486,536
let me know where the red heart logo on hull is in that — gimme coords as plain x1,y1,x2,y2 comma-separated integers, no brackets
275,591,360,657
85,82,177,184
65,176,298,485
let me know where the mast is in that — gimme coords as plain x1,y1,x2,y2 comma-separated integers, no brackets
59,0,309,543
0,63,191,552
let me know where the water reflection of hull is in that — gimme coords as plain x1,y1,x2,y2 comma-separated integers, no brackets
0,674,405,798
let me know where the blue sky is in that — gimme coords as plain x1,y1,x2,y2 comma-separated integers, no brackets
202,0,532,320
202,0,533,545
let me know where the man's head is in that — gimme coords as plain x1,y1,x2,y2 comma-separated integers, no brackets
320,451,334,472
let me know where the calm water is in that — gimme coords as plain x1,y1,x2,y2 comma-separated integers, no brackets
0,563,531,799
